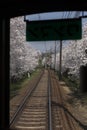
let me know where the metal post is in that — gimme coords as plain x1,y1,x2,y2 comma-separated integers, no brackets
44,42,46,69
82,11,84,17
54,41,56,70
59,40,62,80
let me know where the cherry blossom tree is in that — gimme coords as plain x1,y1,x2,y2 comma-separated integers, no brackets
10,16,41,81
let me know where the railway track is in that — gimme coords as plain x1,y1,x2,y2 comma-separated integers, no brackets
10,69,49,130
49,70,83,130
10,69,84,130
10,69,44,121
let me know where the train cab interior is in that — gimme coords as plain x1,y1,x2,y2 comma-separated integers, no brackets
0,1,87,130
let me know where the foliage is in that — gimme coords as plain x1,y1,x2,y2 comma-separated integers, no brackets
51,22,87,80
62,74,80,92
10,76,29,98
10,16,41,81
10,68,41,98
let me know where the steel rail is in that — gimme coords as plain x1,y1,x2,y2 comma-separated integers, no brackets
10,70,44,126
48,69,52,130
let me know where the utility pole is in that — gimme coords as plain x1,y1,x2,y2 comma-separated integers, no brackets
82,11,84,17
45,41,47,69
59,40,62,80
50,47,52,69
54,41,56,70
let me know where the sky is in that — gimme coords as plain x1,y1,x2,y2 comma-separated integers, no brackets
25,11,87,53
25,11,81,21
